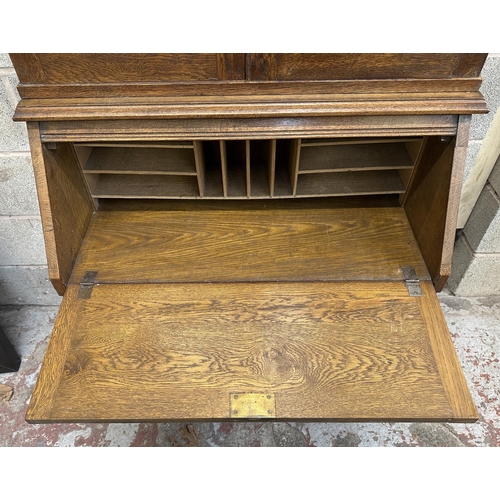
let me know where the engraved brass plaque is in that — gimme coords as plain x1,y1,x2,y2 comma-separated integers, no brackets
229,393,276,419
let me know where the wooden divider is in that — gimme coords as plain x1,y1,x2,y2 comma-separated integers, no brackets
74,137,424,201
220,140,228,198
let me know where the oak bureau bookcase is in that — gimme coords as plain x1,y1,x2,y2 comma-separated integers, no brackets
10,53,488,422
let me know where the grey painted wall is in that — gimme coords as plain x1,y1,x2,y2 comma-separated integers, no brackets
0,54,61,305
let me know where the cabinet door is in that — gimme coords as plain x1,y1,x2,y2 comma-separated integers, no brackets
11,54,248,100
10,54,247,86
247,54,486,81
26,204,476,422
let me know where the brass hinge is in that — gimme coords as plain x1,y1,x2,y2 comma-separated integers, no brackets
401,266,423,297
78,271,98,299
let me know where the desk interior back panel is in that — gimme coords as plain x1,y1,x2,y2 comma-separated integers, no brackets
69,205,429,285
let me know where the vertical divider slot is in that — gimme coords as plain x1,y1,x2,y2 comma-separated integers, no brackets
201,140,223,198
226,140,247,197
274,140,293,197
249,140,271,198
246,140,251,198
400,138,426,205
193,140,205,197
289,139,301,196
220,140,228,198
269,139,277,197
74,145,99,208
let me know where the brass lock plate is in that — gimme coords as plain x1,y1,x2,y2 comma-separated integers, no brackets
230,393,276,419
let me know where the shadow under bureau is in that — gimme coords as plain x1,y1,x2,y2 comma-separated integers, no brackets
10,53,488,422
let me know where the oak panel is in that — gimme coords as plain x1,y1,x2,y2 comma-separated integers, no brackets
418,281,477,420
437,116,472,290
37,116,459,143
26,281,475,422
216,54,246,80
14,95,487,122
15,79,485,100
27,123,94,294
70,207,429,284
403,117,471,290
271,54,486,81
10,54,219,83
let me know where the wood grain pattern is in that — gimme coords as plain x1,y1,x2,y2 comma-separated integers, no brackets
15,54,484,424
271,54,486,81
37,115,459,143
25,284,80,420
418,281,477,420
434,115,471,290
452,54,489,78
26,281,475,422
14,79,485,100
27,122,63,293
216,54,246,81
27,123,94,294
298,143,414,173
10,55,486,121
10,54,220,83
70,207,429,285
403,125,468,289
247,54,278,81
13,93,487,122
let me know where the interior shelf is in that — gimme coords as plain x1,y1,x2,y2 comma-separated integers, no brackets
297,143,414,173
90,174,200,199
77,136,423,201
84,147,197,175
295,170,406,197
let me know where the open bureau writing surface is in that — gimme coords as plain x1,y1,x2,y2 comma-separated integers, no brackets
10,54,488,422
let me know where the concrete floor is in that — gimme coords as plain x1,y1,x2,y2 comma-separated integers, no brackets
1,290,499,447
